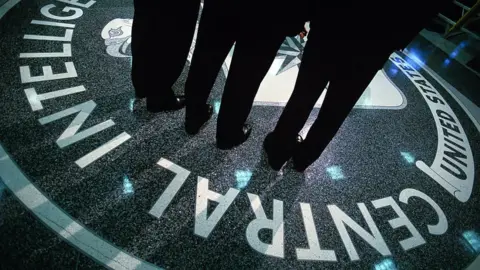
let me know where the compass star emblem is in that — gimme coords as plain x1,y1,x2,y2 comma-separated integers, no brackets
275,36,306,75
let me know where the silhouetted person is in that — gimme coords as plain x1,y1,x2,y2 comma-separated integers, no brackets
264,0,451,171
184,0,306,149
131,1,200,112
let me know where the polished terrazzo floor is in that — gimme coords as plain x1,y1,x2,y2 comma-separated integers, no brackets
0,0,480,269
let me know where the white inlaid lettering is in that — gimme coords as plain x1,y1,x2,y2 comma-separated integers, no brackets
57,0,96,8
390,52,474,203
149,159,191,218
296,203,337,261
328,204,391,261
20,62,77,83
246,193,284,258
20,44,72,58
372,196,426,251
31,20,75,28
399,188,448,235
194,177,239,238
25,85,85,111
75,132,131,168
24,29,73,42
38,100,115,148
41,4,83,21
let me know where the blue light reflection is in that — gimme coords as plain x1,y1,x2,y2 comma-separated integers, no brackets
374,258,397,270
461,230,480,254
235,170,252,189
400,152,415,164
326,166,345,180
123,174,134,195
214,101,221,114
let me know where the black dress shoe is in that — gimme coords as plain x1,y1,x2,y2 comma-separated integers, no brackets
185,104,213,135
134,88,146,99
292,155,312,173
146,96,185,112
217,125,252,150
135,92,146,99
264,133,303,171
292,142,326,172
131,97,144,112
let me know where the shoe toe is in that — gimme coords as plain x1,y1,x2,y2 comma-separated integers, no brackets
176,96,186,105
217,125,251,150
296,135,304,143
185,104,213,135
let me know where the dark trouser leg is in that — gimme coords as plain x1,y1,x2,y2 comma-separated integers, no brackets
184,10,235,118
131,7,149,98
271,29,334,144
148,2,199,103
216,34,285,139
132,1,200,103
295,47,389,168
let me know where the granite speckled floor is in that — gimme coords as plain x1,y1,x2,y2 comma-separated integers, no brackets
0,0,479,269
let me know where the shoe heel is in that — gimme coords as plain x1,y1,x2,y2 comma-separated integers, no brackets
267,154,289,171
185,105,213,135
264,133,291,170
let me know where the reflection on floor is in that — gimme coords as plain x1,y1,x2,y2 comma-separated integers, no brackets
0,0,479,269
